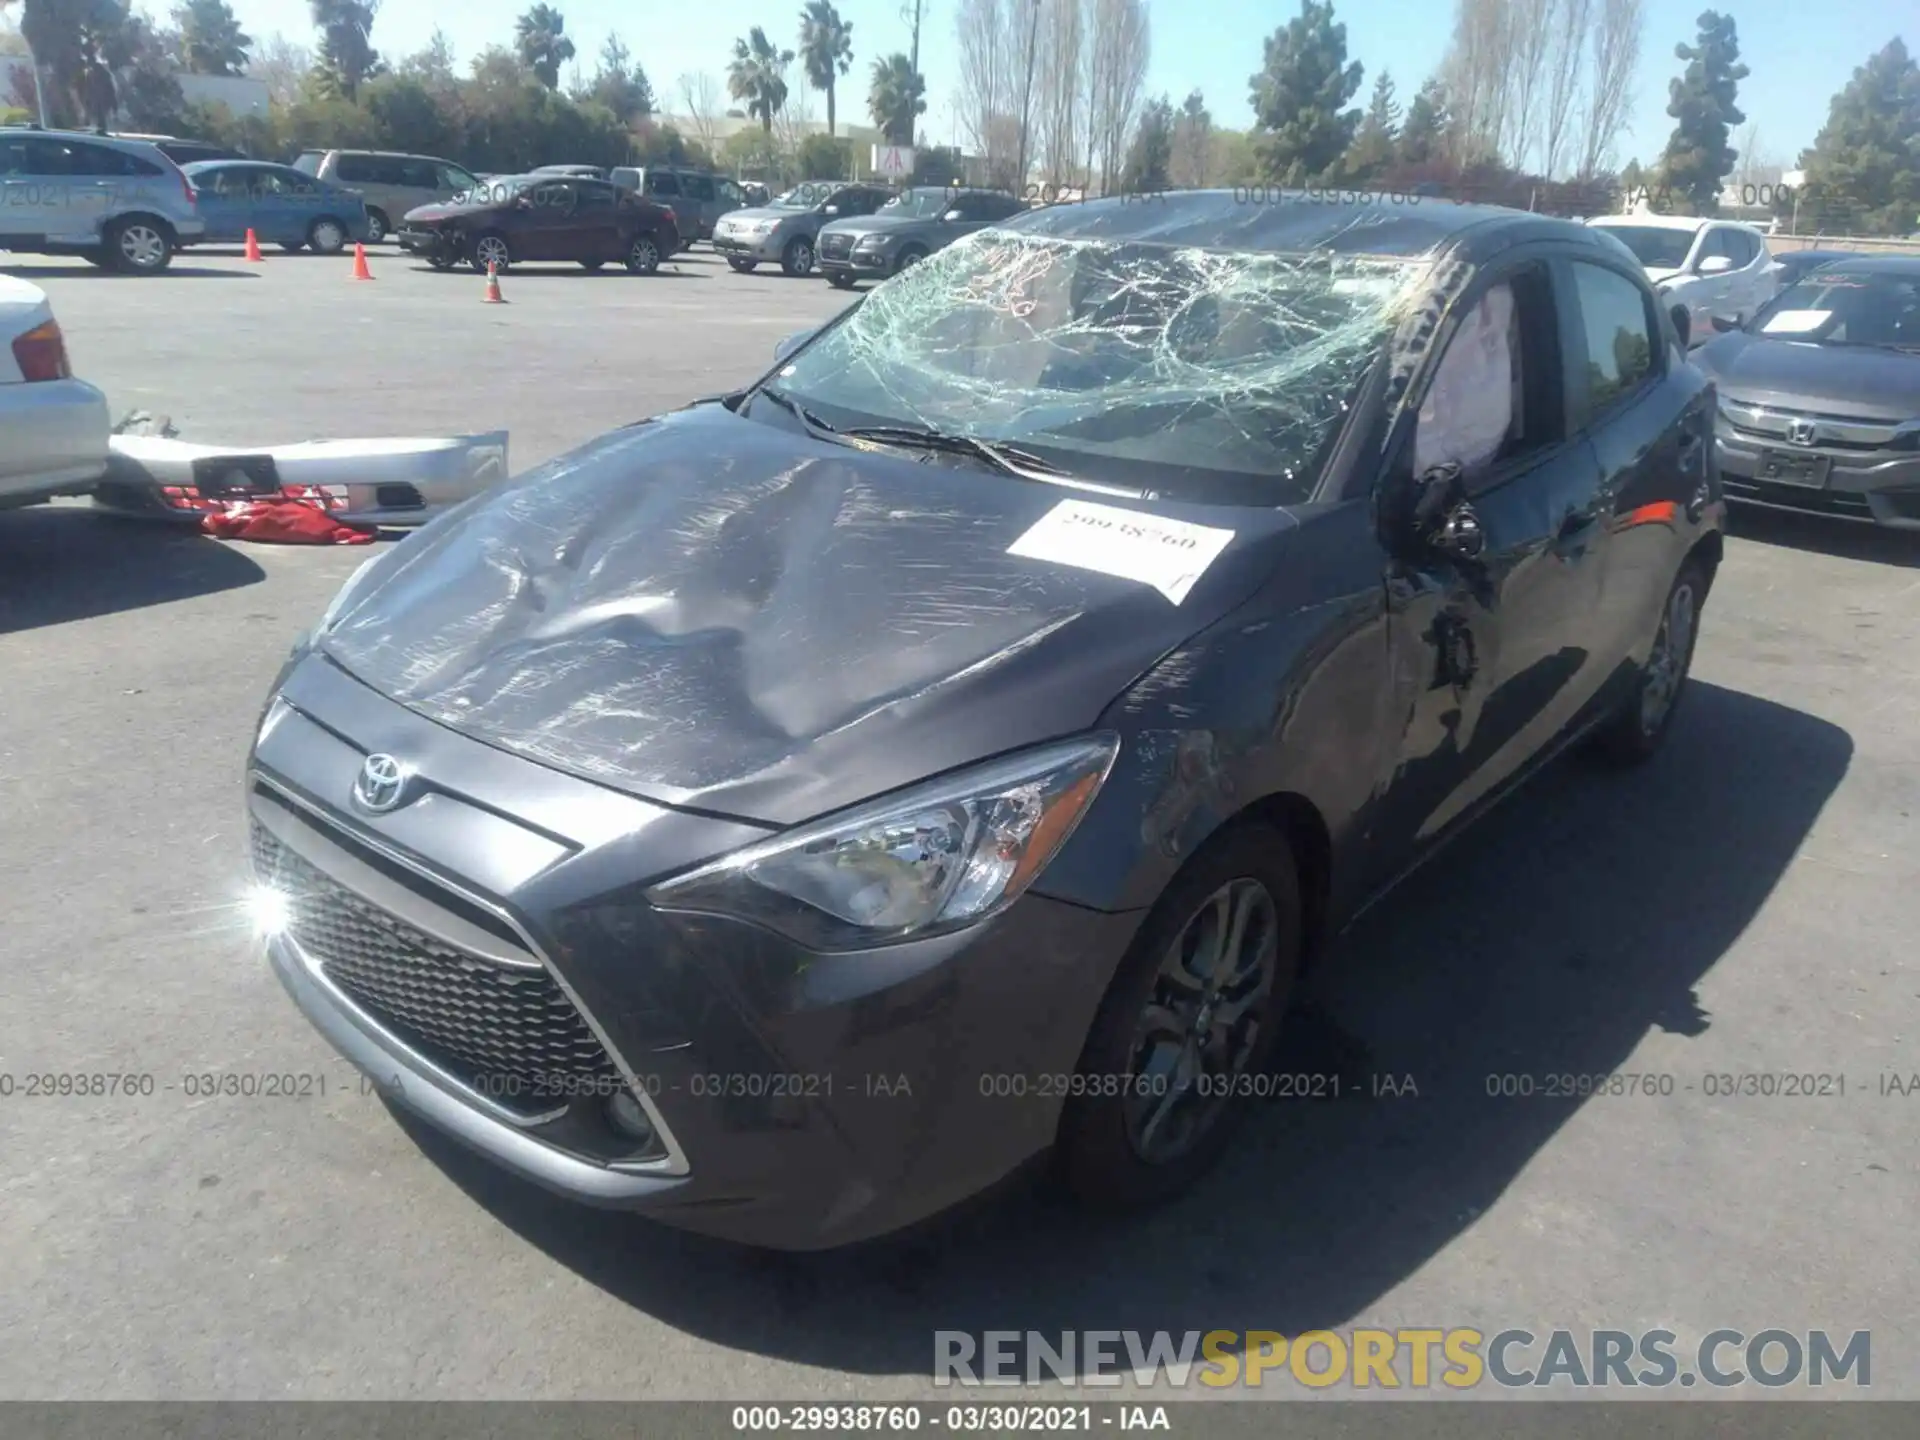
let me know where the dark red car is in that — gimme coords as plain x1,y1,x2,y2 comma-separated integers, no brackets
396,173,680,275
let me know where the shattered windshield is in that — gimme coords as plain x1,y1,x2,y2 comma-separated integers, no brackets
759,229,1426,504
879,188,965,218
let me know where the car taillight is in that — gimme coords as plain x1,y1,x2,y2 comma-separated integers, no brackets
176,163,196,206
11,320,71,382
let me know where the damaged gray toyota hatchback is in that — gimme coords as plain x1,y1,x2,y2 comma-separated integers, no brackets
246,192,1724,1250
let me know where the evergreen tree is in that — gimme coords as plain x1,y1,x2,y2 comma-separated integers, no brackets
1122,94,1174,191
1659,10,1749,214
1794,38,1920,236
173,0,249,75
1247,0,1364,185
1341,69,1399,180
1397,77,1447,166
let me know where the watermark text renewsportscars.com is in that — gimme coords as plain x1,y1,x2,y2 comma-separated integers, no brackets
935,1328,1871,1389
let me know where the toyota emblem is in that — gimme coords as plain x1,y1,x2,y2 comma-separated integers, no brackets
1785,419,1817,447
353,753,409,813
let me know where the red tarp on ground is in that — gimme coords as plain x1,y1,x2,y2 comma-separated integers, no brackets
199,494,375,545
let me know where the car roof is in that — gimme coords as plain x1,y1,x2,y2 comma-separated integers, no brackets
1004,188,1601,261
4,126,166,154
1589,213,1711,230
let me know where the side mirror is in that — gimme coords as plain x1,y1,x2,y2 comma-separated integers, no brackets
774,328,816,363
822,204,840,216
1384,463,1482,562
942,209,964,222
1670,304,1693,348
1697,254,1734,275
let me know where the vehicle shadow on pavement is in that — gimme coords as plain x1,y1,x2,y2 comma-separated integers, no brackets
0,507,265,633
0,264,255,280
399,679,1851,1374
1726,505,1920,569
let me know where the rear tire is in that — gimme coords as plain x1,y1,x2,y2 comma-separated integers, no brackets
105,218,174,274
727,257,758,273
579,258,607,271
1592,556,1709,765
828,272,855,288
624,231,662,275
1055,824,1303,1210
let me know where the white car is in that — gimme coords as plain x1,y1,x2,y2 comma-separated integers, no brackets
1586,213,1779,346
0,276,110,510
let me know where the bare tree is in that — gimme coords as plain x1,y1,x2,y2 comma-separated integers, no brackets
774,61,817,154
1441,0,1515,164
955,0,1005,168
1035,0,1084,187
1000,0,1046,188
249,32,314,108
678,70,725,154
1576,0,1641,178
1503,0,1559,170
1079,0,1148,193
1540,0,1591,178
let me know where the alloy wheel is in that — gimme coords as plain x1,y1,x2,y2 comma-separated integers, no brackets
787,238,814,275
628,235,660,273
311,220,345,253
117,224,167,271
365,211,387,243
1640,579,1697,735
474,236,510,272
1122,878,1280,1165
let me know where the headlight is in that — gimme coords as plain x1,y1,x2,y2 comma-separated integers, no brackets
854,233,887,250
646,735,1120,948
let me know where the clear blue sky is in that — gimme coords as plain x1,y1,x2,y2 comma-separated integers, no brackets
228,0,1910,167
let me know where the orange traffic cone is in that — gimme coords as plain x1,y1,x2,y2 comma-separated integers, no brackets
350,242,373,281
482,261,505,303
243,228,263,262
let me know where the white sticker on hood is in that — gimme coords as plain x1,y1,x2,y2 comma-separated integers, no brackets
1007,500,1236,605
1761,309,1832,334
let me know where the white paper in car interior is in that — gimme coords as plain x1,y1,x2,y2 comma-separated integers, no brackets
1762,309,1831,334
1007,500,1235,604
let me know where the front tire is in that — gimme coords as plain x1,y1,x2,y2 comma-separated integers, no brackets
105,218,174,274
1593,556,1709,764
892,246,926,275
1055,824,1303,1210
364,208,389,244
469,232,511,274
781,234,815,277
828,272,855,288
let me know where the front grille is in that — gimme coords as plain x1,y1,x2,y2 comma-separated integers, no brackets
252,820,622,1115
820,233,853,260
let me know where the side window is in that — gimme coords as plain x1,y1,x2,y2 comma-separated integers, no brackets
0,137,28,175
22,139,78,175
646,171,681,197
437,164,475,191
334,154,372,183
399,159,439,189
944,193,979,220
681,173,715,201
717,178,743,206
1726,228,1760,266
576,182,616,211
1698,228,1738,265
983,193,1024,220
1413,264,1563,479
1571,261,1657,421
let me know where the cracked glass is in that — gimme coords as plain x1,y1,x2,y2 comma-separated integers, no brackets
765,229,1430,504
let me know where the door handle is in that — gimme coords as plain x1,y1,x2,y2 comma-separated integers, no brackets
1677,432,1706,473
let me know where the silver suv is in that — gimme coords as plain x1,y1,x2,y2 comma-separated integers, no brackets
0,126,206,273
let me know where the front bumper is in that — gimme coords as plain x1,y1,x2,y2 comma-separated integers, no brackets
817,246,894,279
0,376,110,508
396,227,456,262
247,656,1141,1250
93,431,508,528
1715,428,1920,528
711,231,788,262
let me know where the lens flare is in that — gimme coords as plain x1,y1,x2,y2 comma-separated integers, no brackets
244,884,292,938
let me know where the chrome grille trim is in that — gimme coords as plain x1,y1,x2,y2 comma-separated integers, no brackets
249,770,691,1176
1719,398,1912,450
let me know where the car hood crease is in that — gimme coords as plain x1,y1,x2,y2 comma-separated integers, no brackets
318,407,1293,825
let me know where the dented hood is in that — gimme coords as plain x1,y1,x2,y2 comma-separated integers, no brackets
317,405,1295,825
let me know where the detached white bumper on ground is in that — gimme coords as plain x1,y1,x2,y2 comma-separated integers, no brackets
94,431,511,528
0,276,111,510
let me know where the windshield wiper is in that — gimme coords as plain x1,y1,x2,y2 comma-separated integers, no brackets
753,385,838,437
834,424,1072,479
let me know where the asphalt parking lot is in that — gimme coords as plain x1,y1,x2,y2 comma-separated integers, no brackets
1,244,1916,1402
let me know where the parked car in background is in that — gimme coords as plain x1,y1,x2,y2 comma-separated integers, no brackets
1587,213,1777,345
0,126,205,272
396,173,679,274
291,149,483,244
712,182,894,276
607,166,744,248
0,276,109,509
816,187,1027,287
112,134,247,165
1695,254,1920,528
1768,249,1863,289
532,164,608,179
741,181,772,207
183,160,369,254
248,193,1722,1252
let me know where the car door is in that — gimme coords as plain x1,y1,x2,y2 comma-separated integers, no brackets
1567,256,1715,703
568,180,624,259
188,163,248,240
678,172,718,238
513,178,581,260
20,138,111,245
1370,253,1610,869
0,134,44,246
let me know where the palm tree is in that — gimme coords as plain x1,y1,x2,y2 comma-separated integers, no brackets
513,3,576,90
866,52,924,146
727,26,793,135
797,0,853,138
309,0,379,100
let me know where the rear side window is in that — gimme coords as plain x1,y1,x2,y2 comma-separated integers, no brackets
680,173,715,201
399,159,441,189
436,164,475,191
0,137,28,175
333,153,374,182
1571,262,1658,422
646,171,680,196
292,152,323,176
